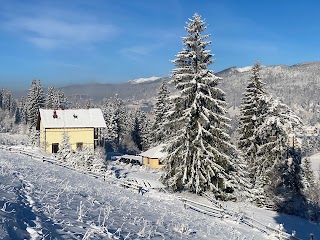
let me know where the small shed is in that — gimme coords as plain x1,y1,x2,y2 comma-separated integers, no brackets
37,108,106,153
139,144,167,169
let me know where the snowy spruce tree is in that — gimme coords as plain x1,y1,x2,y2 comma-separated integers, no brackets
254,96,302,207
302,157,319,204
152,81,171,145
131,110,153,151
131,110,144,151
46,86,68,109
57,131,73,162
26,80,45,129
101,95,127,152
238,62,268,180
141,116,153,151
46,86,55,109
75,147,93,171
161,13,242,197
92,147,107,173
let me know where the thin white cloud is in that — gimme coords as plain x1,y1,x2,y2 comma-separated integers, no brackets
27,37,60,49
2,4,118,50
120,45,156,61
121,46,151,57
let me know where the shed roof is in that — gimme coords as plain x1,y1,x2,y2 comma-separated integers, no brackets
139,144,167,159
39,108,107,129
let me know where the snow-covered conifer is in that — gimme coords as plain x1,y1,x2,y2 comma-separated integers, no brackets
102,95,127,152
26,80,45,128
255,96,302,206
57,131,72,162
161,13,239,197
131,110,143,151
46,86,55,109
92,147,107,173
302,157,319,204
141,117,153,151
238,62,267,179
28,128,40,147
75,147,94,171
46,86,68,109
153,81,171,145
131,110,153,151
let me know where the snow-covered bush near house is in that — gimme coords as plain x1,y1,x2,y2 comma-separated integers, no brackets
91,147,107,173
0,132,28,146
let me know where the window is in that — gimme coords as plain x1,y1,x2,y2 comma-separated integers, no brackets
76,142,83,151
52,143,59,153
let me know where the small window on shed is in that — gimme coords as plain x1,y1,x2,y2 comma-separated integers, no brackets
76,142,83,151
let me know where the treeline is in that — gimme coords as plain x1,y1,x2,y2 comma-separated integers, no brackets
0,79,165,155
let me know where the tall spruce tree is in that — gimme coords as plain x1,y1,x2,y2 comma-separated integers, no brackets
26,80,45,128
302,157,319,204
131,110,144,151
101,95,127,152
238,62,267,180
161,13,238,197
46,86,55,109
46,86,68,109
153,81,171,145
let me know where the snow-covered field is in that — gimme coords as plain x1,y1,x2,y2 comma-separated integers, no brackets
0,148,319,239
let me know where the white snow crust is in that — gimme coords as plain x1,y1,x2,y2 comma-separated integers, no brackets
129,76,161,84
39,108,107,128
235,66,252,73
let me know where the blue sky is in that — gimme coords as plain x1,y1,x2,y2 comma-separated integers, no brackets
1,0,320,91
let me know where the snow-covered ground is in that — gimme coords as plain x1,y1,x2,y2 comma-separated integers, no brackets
235,66,252,73
307,153,320,179
0,148,319,239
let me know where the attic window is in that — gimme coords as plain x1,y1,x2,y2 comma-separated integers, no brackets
53,110,58,119
73,114,78,119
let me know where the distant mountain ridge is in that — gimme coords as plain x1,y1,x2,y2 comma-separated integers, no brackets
12,62,320,123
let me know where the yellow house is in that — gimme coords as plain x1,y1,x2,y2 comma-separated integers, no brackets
140,144,167,169
37,108,106,153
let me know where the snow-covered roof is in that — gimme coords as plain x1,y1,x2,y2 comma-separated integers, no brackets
39,108,107,128
139,144,167,159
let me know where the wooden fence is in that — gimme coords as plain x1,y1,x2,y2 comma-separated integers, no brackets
0,145,148,194
178,196,302,240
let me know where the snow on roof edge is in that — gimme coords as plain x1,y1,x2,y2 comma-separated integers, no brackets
39,108,107,129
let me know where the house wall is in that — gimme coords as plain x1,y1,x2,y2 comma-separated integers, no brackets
143,157,164,169
40,122,94,153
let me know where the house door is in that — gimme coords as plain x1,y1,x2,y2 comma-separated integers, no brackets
52,143,59,153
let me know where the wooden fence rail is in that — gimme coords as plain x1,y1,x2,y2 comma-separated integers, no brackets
178,197,302,240
0,145,148,194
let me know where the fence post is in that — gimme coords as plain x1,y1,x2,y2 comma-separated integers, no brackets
183,199,187,209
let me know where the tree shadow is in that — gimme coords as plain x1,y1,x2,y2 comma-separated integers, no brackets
273,148,320,239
